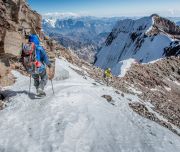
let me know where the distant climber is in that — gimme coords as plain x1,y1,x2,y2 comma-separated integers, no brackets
21,34,54,96
104,68,112,86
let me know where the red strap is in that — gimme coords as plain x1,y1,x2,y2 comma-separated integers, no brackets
34,61,42,68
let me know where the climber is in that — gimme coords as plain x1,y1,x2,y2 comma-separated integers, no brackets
21,34,54,96
104,68,112,86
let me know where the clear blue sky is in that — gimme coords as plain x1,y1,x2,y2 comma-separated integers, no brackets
28,0,180,17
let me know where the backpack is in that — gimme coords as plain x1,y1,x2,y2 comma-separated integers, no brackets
22,42,42,74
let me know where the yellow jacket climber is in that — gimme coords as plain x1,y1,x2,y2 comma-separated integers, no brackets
104,68,112,78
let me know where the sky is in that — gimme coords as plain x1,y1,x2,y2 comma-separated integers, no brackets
28,0,180,17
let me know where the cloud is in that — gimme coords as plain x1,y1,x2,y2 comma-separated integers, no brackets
43,12,80,17
168,9,175,15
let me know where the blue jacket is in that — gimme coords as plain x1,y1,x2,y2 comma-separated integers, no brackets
29,34,51,74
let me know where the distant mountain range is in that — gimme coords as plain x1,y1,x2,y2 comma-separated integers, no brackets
168,17,180,23
42,14,136,62
167,17,180,26
177,21,180,26
42,14,180,63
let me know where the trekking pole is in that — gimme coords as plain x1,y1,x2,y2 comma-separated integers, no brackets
29,74,32,94
50,80,55,95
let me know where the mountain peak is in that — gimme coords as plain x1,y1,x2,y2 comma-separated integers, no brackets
95,15,180,76
150,13,160,18
151,15,180,39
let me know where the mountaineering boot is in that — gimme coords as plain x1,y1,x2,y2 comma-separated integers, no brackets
36,88,46,97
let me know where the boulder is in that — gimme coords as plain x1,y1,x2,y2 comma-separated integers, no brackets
102,95,112,102
4,31,24,56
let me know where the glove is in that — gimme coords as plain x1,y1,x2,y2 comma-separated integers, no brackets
47,66,55,80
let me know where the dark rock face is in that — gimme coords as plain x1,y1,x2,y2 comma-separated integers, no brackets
146,15,180,44
164,41,180,56
130,32,138,42
153,15,180,37
0,94,5,100
105,31,118,46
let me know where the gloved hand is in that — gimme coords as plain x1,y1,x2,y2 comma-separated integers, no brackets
47,66,55,80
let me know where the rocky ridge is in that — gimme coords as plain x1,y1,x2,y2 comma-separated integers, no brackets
149,14,180,40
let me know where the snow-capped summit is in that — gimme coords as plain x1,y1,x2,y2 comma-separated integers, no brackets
43,18,57,28
43,12,81,27
95,15,180,76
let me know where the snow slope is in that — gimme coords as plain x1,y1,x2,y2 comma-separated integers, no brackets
95,16,175,76
0,59,180,152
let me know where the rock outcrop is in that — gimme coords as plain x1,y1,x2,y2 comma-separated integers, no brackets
0,0,58,86
0,0,57,100
150,14,180,40
0,62,15,87
0,0,42,56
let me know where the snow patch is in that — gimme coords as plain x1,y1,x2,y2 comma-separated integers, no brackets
174,81,180,86
112,58,136,77
128,84,142,95
165,87,171,91
150,88,158,91
44,19,57,28
145,16,155,34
